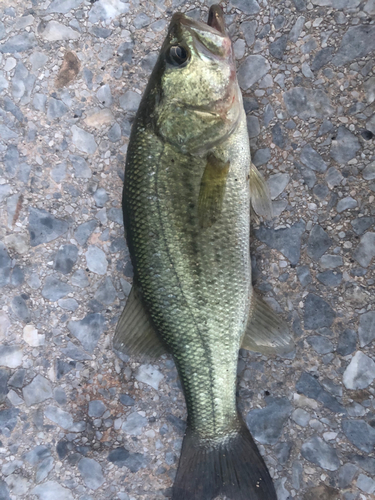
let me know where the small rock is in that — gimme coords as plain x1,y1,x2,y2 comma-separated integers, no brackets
32,481,74,500
304,485,340,500
246,397,292,445
0,311,11,340
88,400,107,418
252,148,271,167
36,457,54,484
300,145,327,173
89,26,112,38
93,188,108,208
238,55,270,90
41,21,79,41
88,0,129,24
311,47,334,71
307,225,331,260
230,0,260,13
61,341,91,360
330,126,360,164
318,119,333,137
94,277,117,305
332,25,375,66
358,311,375,347
33,94,47,112
29,52,48,72
85,246,108,275
47,98,68,120
46,0,84,14
119,91,141,113
269,34,287,60
0,33,37,53
54,244,78,275
74,220,97,246
68,313,106,352
78,458,104,490
23,375,53,407
337,196,357,213
319,254,343,269
364,77,375,104
12,296,30,322
317,270,342,287
337,329,356,356
119,394,135,406
29,207,69,247
283,87,334,119
121,412,148,436
71,125,97,155
23,325,45,347
0,243,11,288
292,408,310,427
134,13,151,29
50,162,66,183
271,123,286,148
85,108,114,128
255,220,305,265
267,173,290,200
296,265,312,286
301,435,340,471
71,269,90,288
342,419,375,453
44,405,73,430
108,122,121,142
343,351,375,390
296,372,345,413
289,15,305,42
363,162,375,180
0,346,23,369
353,232,375,267
351,217,374,237
307,335,334,354
304,294,336,330
338,463,358,489
135,365,164,390
107,207,123,225
246,115,260,138
357,474,375,494
42,276,73,301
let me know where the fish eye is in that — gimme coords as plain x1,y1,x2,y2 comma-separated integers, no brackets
166,45,189,67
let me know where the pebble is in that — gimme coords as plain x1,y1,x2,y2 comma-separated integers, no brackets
267,173,290,199
61,341,91,360
119,394,135,406
231,0,260,14
246,115,260,138
343,351,375,390
0,346,22,369
283,87,334,119
46,0,84,14
68,313,106,352
357,474,375,494
54,244,78,275
337,329,356,356
51,162,66,183
319,254,343,269
252,148,271,166
330,126,360,164
269,35,288,60
11,296,30,322
363,161,375,180
342,419,375,453
307,335,334,354
23,375,53,407
255,220,305,265
0,243,11,288
44,405,73,430
88,400,107,418
74,220,97,246
71,126,97,155
41,21,80,41
338,463,357,489
0,33,36,53
237,55,270,90
292,408,310,427
351,216,374,236
296,265,312,286
304,294,336,330
246,397,292,445
94,277,117,305
93,188,108,208
42,276,73,301
85,246,108,275
353,232,375,267
23,325,45,347
358,311,375,347
32,481,74,500
301,436,340,471
135,365,164,390
119,91,142,113
307,225,331,260
47,98,68,120
107,447,148,472
108,122,121,142
332,25,375,66
29,207,69,247
121,412,148,436
296,372,345,413
317,270,342,287
88,0,129,24
300,145,327,173
289,16,305,42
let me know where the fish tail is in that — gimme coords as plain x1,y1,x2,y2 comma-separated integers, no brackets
172,420,277,500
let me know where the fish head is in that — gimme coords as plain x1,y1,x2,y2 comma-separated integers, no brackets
151,5,242,155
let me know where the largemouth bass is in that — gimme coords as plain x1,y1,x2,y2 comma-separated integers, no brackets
114,5,293,499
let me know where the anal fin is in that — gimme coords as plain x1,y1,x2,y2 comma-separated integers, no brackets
242,291,294,356
198,153,230,228
113,285,167,361
250,163,273,220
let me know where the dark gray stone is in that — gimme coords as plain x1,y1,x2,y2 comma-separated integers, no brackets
53,387,67,405
12,296,30,322
269,35,288,60
4,145,19,178
353,232,375,267
88,400,106,418
338,463,357,489
107,208,123,226
307,225,331,260
108,123,121,142
271,123,286,148
78,458,104,490
42,276,73,301
29,208,68,247
246,115,260,138
69,155,91,179
23,375,53,406
0,369,9,403
325,167,344,189
11,266,25,286
296,372,345,414
230,0,260,14
89,26,112,38
117,41,134,64
317,271,342,287
255,220,305,265
307,335,334,354
304,294,336,330
342,420,375,453
273,15,285,30
0,33,36,53
263,104,275,127
240,20,257,47
0,243,11,288
246,397,292,445
51,162,66,183
296,265,312,286
56,360,75,380
289,15,305,42
311,47,334,71
0,480,10,500
54,245,78,275
337,329,356,356
238,55,270,90
74,220,97,246
119,394,135,406
283,87,334,119
337,196,357,213
313,184,329,200
358,311,375,347
8,369,25,388
93,188,108,208
94,277,117,305
61,341,91,360
300,145,328,173
301,436,340,471
318,119,333,137
296,163,316,188
351,217,374,236
332,25,375,66
71,269,90,288
107,447,149,473
68,313,106,352
56,440,69,459
0,408,20,436
330,126,361,164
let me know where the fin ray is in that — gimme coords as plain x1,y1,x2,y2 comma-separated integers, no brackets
250,163,273,220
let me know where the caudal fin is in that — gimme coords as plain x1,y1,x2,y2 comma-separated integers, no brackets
172,421,277,500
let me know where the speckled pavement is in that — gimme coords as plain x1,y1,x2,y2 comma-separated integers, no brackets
0,0,374,499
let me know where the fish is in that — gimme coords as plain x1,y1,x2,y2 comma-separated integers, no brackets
113,5,294,499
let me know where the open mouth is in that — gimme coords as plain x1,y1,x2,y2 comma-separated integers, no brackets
207,5,226,35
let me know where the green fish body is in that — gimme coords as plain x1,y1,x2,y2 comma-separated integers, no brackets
114,6,293,499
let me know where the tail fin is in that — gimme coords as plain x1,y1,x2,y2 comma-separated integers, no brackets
172,421,277,500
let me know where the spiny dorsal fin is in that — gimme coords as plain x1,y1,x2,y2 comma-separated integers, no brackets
113,285,167,361
242,291,294,356
198,153,230,228
249,163,273,220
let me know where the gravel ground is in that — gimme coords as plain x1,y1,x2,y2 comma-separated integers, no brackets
0,0,374,499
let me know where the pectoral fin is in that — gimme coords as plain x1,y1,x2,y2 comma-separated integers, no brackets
242,291,294,356
249,163,273,220
198,153,230,228
113,285,167,361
